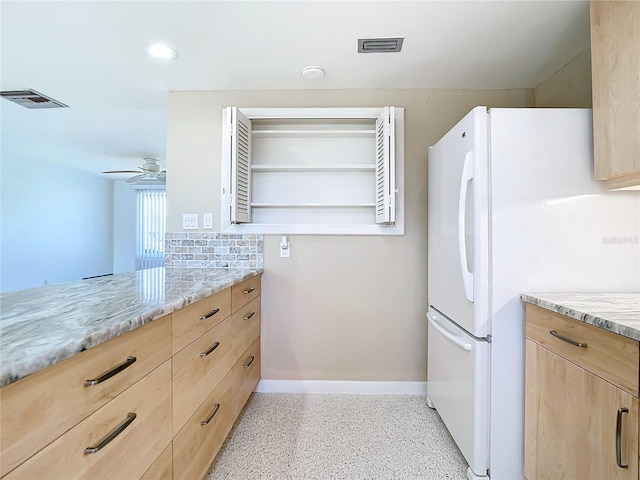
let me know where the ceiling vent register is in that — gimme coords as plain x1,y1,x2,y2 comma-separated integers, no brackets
358,37,404,53
0,89,68,109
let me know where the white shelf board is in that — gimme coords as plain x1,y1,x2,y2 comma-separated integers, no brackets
251,203,375,208
251,164,376,172
252,129,375,136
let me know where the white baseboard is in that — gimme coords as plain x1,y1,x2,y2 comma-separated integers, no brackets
255,379,427,395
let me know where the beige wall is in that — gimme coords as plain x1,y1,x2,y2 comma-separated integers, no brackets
167,88,533,381
534,48,593,107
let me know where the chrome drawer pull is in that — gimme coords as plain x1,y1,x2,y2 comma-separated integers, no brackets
243,287,255,294
84,412,136,454
243,311,255,321
616,408,629,469
243,356,255,368
84,356,137,386
201,403,220,426
548,330,587,348
200,341,220,357
200,308,220,320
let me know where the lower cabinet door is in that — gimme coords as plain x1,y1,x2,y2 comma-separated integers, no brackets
232,337,261,419
173,373,234,480
525,340,639,480
5,361,173,480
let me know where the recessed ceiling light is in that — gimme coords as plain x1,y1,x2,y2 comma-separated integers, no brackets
145,43,178,61
302,66,324,79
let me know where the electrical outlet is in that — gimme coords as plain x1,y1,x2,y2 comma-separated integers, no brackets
203,213,213,229
183,213,198,230
280,236,290,257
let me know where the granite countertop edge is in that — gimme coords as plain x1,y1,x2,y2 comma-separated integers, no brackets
0,267,263,388
520,293,640,342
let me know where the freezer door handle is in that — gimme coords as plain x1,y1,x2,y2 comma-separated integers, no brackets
427,313,472,351
458,151,474,303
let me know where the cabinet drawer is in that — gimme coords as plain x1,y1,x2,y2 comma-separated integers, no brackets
231,275,261,312
172,288,231,355
172,317,233,433
5,361,173,480
231,296,261,362
0,315,171,477
173,372,234,480
232,337,261,418
141,443,172,480
525,304,639,396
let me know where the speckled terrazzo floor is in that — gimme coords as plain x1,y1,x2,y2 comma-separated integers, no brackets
206,393,468,480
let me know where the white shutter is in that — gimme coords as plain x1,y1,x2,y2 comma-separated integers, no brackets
375,106,396,224
230,107,252,223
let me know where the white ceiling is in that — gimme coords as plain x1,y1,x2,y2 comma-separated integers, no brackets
0,0,591,176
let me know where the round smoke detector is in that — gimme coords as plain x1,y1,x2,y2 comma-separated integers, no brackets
302,66,324,79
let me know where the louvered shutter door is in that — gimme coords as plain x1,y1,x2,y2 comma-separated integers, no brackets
230,107,252,223
375,107,396,224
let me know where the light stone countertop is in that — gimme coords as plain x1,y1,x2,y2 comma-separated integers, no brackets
0,267,263,387
520,293,640,341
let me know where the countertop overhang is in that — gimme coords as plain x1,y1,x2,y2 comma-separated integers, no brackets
0,267,263,387
521,293,640,341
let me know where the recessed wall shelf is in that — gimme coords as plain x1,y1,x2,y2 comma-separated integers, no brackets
221,107,405,235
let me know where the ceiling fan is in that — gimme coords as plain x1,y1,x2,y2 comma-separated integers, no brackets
102,158,166,184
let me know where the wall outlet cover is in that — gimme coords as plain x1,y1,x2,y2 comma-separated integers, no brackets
203,213,213,229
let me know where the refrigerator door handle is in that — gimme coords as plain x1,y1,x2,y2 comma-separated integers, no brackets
457,151,474,303
427,313,472,351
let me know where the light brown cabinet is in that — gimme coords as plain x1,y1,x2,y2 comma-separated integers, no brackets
171,274,262,480
590,0,640,189
525,303,640,480
5,361,173,480
0,314,172,478
0,274,262,480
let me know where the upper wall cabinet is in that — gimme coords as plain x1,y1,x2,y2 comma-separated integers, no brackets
590,0,640,189
220,107,405,235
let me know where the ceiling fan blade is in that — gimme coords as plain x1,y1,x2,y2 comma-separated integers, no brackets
126,174,147,184
102,170,140,174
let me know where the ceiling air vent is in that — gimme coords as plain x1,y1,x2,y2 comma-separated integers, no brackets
0,89,68,109
358,37,404,53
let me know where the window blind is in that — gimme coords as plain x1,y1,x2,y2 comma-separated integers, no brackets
136,190,166,270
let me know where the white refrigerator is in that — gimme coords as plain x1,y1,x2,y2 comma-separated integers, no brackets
426,107,640,480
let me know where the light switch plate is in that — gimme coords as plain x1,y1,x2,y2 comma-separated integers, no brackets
203,213,213,229
183,213,198,230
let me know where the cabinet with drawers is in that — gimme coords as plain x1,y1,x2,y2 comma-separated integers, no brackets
0,314,172,478
524,303,639,480
5,361,173,480
172,273,262,480
0,273,262,480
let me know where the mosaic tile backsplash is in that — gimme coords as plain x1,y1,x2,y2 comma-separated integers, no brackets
165,233,263,269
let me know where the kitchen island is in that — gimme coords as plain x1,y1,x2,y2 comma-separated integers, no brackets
521,292,640,480
0,266,263,480
0,266,262,387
